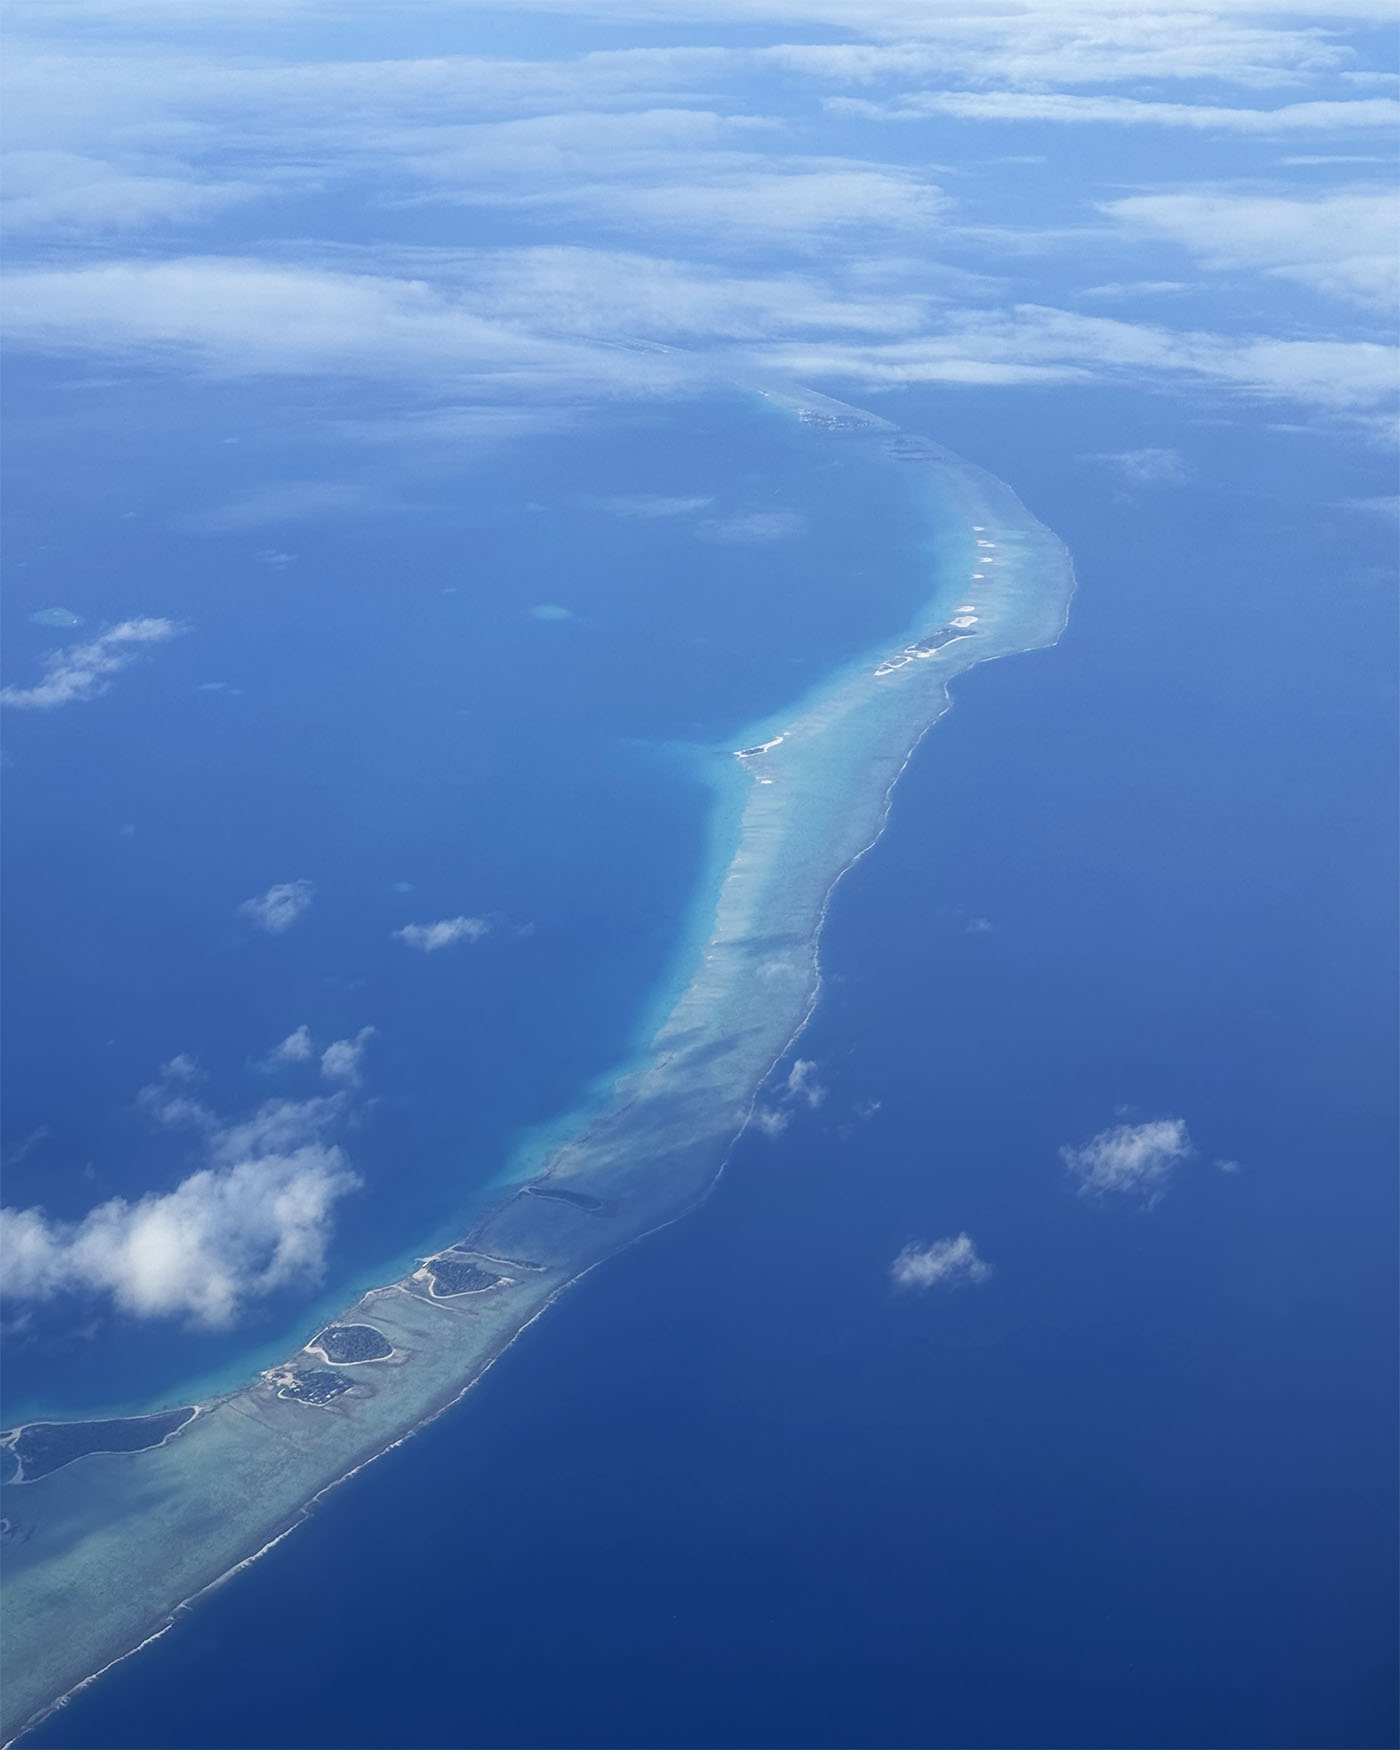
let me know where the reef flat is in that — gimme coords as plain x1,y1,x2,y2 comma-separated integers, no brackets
0,392,1073,1747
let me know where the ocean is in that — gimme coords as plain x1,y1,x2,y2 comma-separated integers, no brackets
9,382,1397,1748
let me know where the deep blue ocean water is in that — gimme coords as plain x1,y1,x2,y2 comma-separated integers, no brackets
19,388,1396,1747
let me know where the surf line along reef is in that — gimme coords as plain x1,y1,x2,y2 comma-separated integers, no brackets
0,389,1074,1747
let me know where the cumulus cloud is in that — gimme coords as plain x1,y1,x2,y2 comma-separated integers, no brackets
890,1232,992,1291
750,1056,829,1135
1060,1117,1194,1203
138,1055,216,1131
0,1094,360,1327
319,1026,376,1084
1,617,181,710
393,914,492,951
1092,446,1194,484
239,879,314,934
786,1058,827,1108
267,1024,315,1065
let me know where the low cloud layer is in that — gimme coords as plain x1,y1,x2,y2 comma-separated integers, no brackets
1103,185,1400,312
1060,1117,1193,1203
891,1232,992,1291
698,509,806,543
1092,446,1194,485
393,915,492,951
0,1091,360,1327
267,1024,314,1065
582,493,713,518
843,92,1400,136
1,618,181,710
320,1026,376,1085
3,252,1392,417
239,879,314,934
1,0,1394,443
752,1055,829,1138
786,1059,827,1108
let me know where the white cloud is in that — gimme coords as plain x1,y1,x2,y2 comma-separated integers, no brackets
206,1093,346,1165
319,1026,376,1084
582,492,714,516
1091,446,1194,484
754,10,1373,87
545,162,946,244
1,150,260,234
459,245,928,341
751,1106,791,1137
1339,493,1400,518
1060,1117,1194,1203
393,915,492,951
836,91,1400,133
1078,281,1191,300
267,1024,315,1065
786,1058,827,1108
181,480,370,533
0,4,1393,474
401,109,899,246
238,879,314,934
1280,153,1393,165
1,617,181,710
890,1232,992,1291
1103,186,1400,311
0,1094,360,1326
137,1056,215,1131
5,248,1388,421
0,257,691,397
406,105,773,178
699,509,806,542
756,304,1398,411
11,9,1363,109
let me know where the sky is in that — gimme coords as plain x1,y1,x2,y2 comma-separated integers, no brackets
1,0,1396,1360
2,0,1396,424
